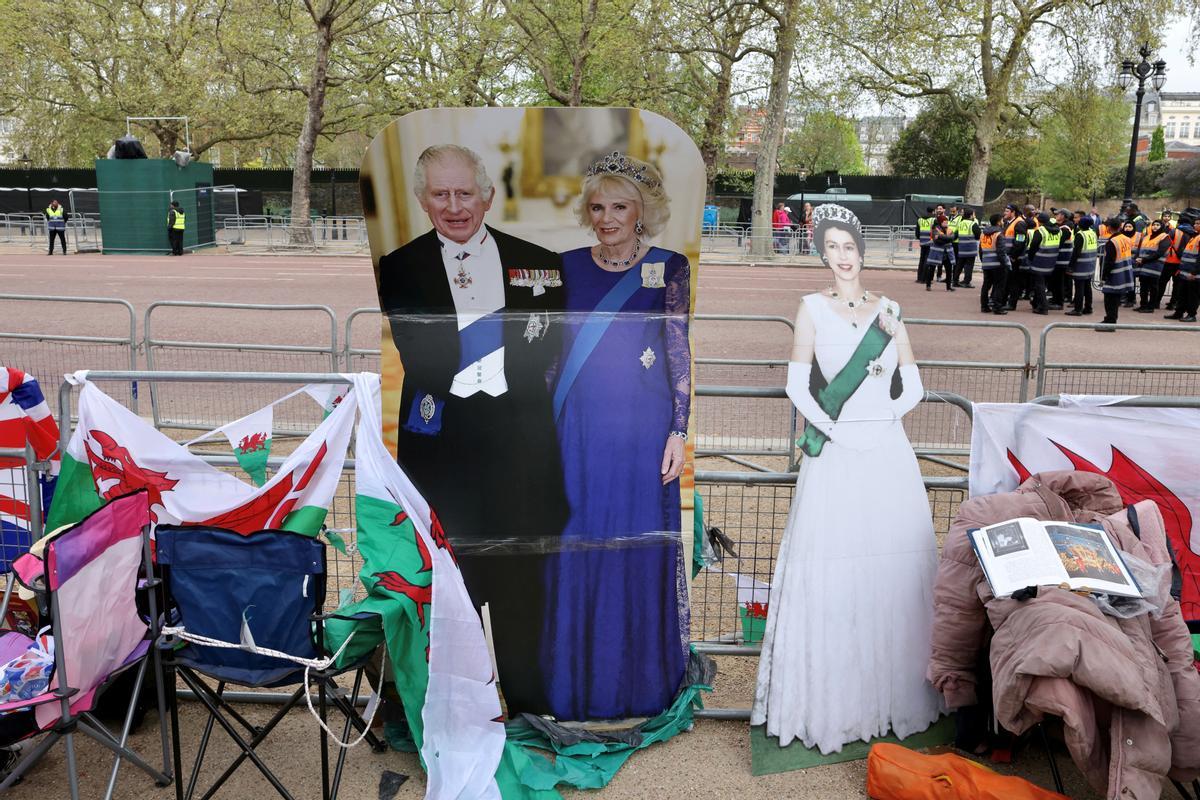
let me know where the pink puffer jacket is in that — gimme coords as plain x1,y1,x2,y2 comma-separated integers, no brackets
929,470,1200,799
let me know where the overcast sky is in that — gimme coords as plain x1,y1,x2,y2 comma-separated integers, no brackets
1161,17,1198,91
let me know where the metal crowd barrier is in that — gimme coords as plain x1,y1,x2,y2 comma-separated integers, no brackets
0,445,44,547
1036,321,1200,397
217,216,368,253
142,302,339,433
0,294,140,412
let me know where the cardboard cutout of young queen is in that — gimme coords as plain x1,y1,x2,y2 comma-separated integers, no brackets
361,108,702,720
751,204,943,756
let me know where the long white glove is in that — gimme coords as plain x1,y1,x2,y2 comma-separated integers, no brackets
786,361,835,437
894,364,924,417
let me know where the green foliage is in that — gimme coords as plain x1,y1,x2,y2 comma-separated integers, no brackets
1159,158,1200,200
778,111,866,175
1148,126,1166,161
886,98,974,179
1103,160,1171,197
1036,84,1130,199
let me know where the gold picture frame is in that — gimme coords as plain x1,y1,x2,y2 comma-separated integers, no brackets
519,107,647,201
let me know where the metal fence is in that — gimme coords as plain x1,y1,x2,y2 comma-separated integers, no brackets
216,215,368,253
1036,321,1200,397
142,302,339,433
0,294,140,411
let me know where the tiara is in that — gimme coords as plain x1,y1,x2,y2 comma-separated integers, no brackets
810,203,862,234
585,152,661,189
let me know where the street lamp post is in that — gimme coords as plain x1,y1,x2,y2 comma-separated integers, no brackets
1117,43,1167,204
18,153,32,214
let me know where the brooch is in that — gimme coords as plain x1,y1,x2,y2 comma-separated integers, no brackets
641,262,666,289
420,393,436,423
866,358,885,378
639,347,656,369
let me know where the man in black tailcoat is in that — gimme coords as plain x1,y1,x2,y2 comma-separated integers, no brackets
376,144,568,714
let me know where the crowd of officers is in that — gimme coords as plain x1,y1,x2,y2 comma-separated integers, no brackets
914,202,1200,327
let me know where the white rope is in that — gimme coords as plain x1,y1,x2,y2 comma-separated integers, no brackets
302,646,386,749
160,626,355,671
162,625,382,749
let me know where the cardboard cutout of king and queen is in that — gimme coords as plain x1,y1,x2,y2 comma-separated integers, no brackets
361,108,701,721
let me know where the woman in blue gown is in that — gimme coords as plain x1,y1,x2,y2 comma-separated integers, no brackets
542,153,692,720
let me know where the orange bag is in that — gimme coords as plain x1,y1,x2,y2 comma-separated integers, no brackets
865,743,1069,800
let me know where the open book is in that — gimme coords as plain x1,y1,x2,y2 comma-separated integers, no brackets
969,517,1142,599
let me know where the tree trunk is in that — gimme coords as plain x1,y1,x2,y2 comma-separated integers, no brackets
289,18,334,246
964,99,1002,205
750,0,801,257
700,58,737,194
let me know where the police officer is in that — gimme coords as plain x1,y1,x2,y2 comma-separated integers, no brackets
978,213,1007,314
167,200,186,256
954,209,979,288
1065,216,1098,316
45,198,67,255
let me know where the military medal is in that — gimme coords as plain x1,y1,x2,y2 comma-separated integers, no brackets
420,393,436,423
639,347,656,369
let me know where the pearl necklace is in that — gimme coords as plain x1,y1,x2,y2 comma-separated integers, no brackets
829,289,870,328
597,237,642,269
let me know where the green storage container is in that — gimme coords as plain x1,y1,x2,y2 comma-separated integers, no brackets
94,159,216,255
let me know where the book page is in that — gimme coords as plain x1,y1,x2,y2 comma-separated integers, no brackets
971,518,1066,598
1044,524,1142,598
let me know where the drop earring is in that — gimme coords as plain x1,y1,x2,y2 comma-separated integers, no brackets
635,219,644,235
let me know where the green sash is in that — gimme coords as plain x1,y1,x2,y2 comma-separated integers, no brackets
796,311,897,458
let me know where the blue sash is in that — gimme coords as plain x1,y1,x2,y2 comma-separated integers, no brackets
552,260,648,420
457,310,504,372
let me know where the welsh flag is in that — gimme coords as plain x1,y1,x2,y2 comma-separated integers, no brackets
971,398,1200,621
325,373,510,799
187,406,273,487
45,373,354,535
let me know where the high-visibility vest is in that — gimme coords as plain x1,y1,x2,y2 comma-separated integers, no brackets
1071,229,1099,279
45,206,65,230
170,209,186,230
926,229,952,267
979,228,1002,270
949,214,963,229
1136,231,1168,278
956,219,979,256
1003,218,1022,255
1165,228,1186,265
917,217,933,241
1029,226,1062,274
1178,233,1199,278
1103,234,1136,293
1055,225,1074,269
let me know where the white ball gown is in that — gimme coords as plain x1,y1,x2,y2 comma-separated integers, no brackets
750,293,943,754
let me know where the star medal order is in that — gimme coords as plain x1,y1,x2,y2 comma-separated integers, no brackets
420,393,437,423
524,312,545,343
639,347,656,369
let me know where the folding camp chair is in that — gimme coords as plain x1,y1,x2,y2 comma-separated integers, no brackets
156,525,384,800
0,490,172,800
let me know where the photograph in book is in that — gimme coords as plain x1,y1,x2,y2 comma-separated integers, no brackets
360,107,702,721
970,517,1141,600
1047,525,1133,585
